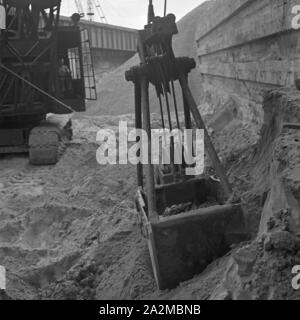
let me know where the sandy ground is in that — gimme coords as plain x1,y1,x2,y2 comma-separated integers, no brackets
0,114,223,300
0,107,231,300
1,0,300,298
1,93,300,300
0,112,249,300
0,116,152,299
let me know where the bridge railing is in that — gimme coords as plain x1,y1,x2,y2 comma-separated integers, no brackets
60,16,137,52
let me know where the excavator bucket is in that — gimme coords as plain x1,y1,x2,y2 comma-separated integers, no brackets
128,2,249,290
136,178,248,290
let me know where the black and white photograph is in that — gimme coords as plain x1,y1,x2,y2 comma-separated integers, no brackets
0,0,300,307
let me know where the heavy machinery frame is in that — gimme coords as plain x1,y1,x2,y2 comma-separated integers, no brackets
0,0,96,164
126,1,249,290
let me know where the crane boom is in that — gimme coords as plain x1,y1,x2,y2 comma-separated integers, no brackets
94,0,107,23
74,0,85,17
74,0,107,23
86,0,94,20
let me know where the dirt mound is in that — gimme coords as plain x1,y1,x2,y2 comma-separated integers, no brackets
1,86,300,300
86,1,214,116
0,115,158,300
212,210,300,300
208,88,300,300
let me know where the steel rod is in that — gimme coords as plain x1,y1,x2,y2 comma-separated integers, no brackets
179,75,232,198
141,77,158,221
0,62,76,113
182,75,192,130
171,80,180,129
134,81,144,188
158,66,176,172
158,94,166,129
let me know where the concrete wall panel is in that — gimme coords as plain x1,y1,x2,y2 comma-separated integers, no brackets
196,0,300,131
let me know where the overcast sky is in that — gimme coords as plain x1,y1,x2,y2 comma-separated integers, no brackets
61,0,205,29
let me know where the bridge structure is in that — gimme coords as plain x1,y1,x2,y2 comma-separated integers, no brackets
60,16,138,77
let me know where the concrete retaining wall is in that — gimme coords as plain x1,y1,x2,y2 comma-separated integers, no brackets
196,0,300,130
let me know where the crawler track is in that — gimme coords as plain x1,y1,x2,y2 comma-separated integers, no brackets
29,116,73,165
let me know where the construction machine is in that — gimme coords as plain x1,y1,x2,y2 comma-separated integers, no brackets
126,1,249,290
0,0,97,164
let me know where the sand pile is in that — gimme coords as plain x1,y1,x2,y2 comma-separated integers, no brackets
212,209,300,300
208,88,300,300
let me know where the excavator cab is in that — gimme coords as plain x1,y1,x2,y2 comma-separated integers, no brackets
56,21,97,111
54,26,90,113
0,0,92,115
0,0,96,164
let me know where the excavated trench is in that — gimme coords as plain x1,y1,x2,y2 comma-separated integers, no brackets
0,88,299,300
